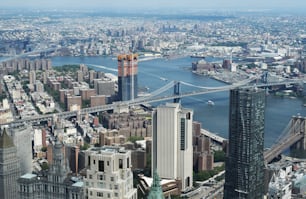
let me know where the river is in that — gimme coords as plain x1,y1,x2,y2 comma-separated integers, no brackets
51,56,306,147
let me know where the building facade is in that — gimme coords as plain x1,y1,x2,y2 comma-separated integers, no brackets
18,140,84,199
84,146,137,199
224,88,266,199
152,103,193,192
9,124,33,175
0,128,21,199
117,54,138,101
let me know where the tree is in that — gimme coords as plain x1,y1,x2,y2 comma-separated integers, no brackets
41,146,47,152
214,150,225,162
41,162,49,170
128,136,144,143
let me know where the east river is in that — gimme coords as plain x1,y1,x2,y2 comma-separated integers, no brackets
51,56,306,148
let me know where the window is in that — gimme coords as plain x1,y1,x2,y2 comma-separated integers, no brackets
99,160,104,172
186,112,191,120
186,176,190,187
180,118,186,150
127,158,129,168
97,192,103,197
107,161,109,166
119,159,123,169
111,177,114,181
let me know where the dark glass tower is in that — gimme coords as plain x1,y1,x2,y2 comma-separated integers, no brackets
117,54,138,101
224,88,265,199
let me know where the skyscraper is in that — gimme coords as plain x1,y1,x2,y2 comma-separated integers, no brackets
0,128,21,199
117,54,138,101
152,103,193,192
224,88,266,199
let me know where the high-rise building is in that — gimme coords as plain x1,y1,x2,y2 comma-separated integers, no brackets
224,88,266,199
152,103,193,192
0,128,21,199
84,146,137,199
117,54,138,101
77,70,84,82
29,70,36,84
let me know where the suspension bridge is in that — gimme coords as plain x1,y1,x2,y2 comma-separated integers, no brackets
264,115,306,163
2,72,305,163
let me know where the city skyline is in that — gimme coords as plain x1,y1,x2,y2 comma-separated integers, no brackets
1,0,306,11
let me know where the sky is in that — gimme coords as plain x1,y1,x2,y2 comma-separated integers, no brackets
1,0,306,11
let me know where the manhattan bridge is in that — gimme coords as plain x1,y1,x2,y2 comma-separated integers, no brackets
2,48,306,163
2,70,306,163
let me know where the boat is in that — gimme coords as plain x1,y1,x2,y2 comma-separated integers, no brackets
207,100,215,106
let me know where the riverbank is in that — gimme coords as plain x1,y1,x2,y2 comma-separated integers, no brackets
193,69,250,84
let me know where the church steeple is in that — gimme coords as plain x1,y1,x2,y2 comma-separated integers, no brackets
148,169,165,199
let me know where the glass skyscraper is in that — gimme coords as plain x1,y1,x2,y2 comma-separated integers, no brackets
224,88,266,199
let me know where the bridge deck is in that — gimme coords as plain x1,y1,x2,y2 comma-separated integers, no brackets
264,133,304,163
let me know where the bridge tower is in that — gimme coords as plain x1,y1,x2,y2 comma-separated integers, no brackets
261,71,268,84
173,81,181,103
290,116,306,150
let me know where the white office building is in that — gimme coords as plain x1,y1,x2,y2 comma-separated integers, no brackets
84,146,137,199
152,103,193,192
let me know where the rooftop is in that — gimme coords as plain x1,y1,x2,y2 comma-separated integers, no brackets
20,173,37,179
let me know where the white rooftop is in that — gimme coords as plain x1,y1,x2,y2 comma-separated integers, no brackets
21,173,37,179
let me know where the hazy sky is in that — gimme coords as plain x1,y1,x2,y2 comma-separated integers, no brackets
1,0,306,10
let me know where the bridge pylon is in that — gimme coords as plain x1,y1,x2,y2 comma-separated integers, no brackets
173,81,181,103
290,115,306,150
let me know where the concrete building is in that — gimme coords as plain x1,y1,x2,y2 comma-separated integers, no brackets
66,95,82,111
9,125,33,175
224,88,266,199
268,170,292,199
192,122,214,171
18,140,84,199
77,70,84,82
34,81,44,92
117,54,138,101
89,70,97,83
0,128,21,199
84,146,137,199
59,89,74,104
152,103,193,192
131,148,147,170
29,70,36,84
94,79,115,96
80,88,96,100
90,95,106,107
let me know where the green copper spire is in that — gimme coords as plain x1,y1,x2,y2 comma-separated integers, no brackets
0,128,14,148
147,170,165,199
